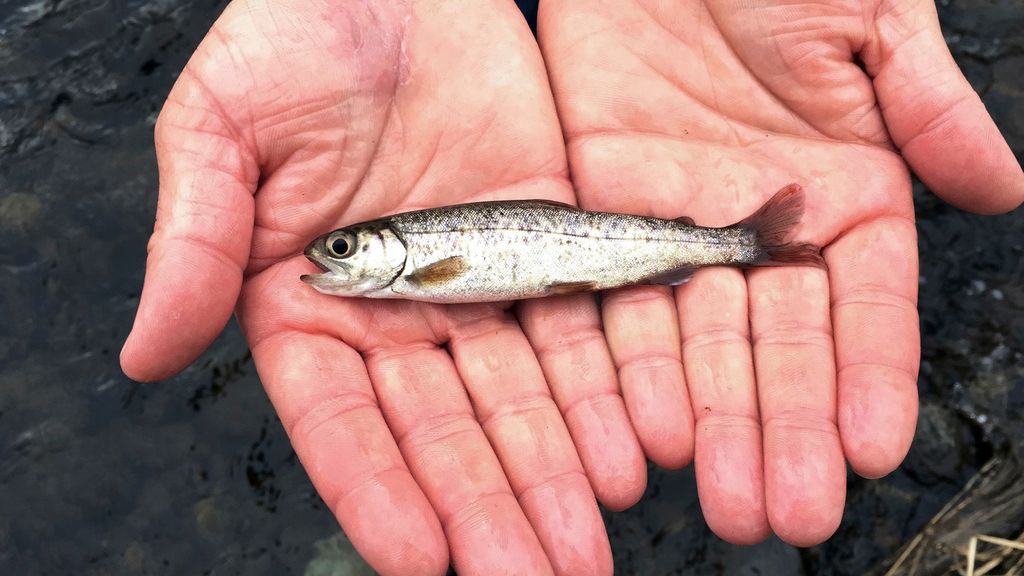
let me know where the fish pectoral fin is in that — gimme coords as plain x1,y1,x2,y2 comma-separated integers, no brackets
673,216,697,226
407,256,469,286
644,266,696,286
547,281,599,295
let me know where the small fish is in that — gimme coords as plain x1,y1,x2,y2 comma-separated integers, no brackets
301,184,825,303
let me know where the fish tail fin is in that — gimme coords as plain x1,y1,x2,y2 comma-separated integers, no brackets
737,183,827,269
757,242,827,268
737,183,804,246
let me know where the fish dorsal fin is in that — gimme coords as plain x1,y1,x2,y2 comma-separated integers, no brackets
407,256,469,286
528,199,579,210
643,266,695,286
547,281,598,295
673,216,696,226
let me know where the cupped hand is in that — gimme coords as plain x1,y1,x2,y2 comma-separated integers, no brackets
539,0,1023,546
120,1,650,574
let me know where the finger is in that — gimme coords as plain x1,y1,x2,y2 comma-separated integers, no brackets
518,295,646,511
827,217,919,478
749,268,845,547
120,81,258,381
367,344,553,576
865,1,1024,214
446,310,612,576
250,332,448,576
678,268,769,545
602,286,694,469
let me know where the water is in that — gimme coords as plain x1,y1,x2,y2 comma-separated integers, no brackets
0,1,1021,574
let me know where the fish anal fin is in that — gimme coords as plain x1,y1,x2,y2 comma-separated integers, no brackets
408,256,469,286
673,216,696,226
644,266,696,286
547,281,598,295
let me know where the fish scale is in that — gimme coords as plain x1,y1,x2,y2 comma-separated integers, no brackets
300,184,826,303
391,201,717,242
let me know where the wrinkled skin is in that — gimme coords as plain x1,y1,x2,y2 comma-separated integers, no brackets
120,0,1023,573
538,0,1022,546
123,2,630,574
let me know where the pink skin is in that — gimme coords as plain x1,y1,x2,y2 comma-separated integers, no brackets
121,1,632,574
120,0,1023,572
538,0,1022,546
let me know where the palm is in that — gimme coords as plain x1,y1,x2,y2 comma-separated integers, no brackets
122,2,645,574
122,0,1022,568
538,0,1019,545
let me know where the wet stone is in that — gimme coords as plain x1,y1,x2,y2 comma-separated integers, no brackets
304,532,376,576
987,55,1024,151
194,497,229,542
122,541,146,572
906,401,982,486
0,192,44,235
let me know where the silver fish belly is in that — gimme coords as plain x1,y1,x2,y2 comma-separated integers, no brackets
300,184,825,303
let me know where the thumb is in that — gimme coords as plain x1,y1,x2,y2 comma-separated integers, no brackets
121,74,258,382
865,0,1023,214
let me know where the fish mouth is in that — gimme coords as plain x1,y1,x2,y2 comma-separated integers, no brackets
300,244,334,286
300,271,357,292
307,259,330,272
300,260,332,286
299,270,348,288
303,243,331,272
300,250,352,289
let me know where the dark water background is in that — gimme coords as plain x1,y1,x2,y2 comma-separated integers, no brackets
0,0,1021,574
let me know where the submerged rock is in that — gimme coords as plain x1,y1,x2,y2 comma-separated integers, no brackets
304,532,375,576
0,192,44,235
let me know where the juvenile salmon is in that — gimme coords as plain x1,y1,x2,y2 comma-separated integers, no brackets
300,184,825,303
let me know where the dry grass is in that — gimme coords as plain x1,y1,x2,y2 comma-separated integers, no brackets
964,534,1024,576
884,454,1024,575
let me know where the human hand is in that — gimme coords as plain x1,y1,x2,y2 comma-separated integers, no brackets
120,1,649,574
538,0,1023,546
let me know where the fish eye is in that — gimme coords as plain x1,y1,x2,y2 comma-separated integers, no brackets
326,232,356,258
